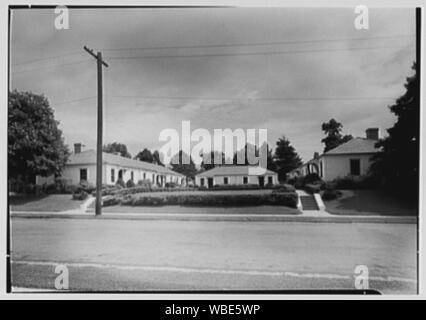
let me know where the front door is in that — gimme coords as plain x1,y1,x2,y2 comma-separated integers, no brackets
208,178,213,188
258,176,265,187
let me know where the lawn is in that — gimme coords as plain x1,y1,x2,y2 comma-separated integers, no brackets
9,194,86,212
324,190,418,216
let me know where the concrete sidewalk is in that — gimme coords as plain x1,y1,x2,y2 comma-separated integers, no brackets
10,210,417,224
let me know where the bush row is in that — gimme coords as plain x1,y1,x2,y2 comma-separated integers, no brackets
106,192,298,208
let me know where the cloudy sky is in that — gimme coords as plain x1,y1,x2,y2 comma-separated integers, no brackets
10,7,416,163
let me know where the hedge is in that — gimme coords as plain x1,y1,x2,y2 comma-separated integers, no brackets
116,192,298,208
304,183,321,194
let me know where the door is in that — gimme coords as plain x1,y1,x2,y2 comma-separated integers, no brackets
258,176,264,187
208,178,213,188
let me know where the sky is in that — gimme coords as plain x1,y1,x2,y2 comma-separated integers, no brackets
10,7,416,164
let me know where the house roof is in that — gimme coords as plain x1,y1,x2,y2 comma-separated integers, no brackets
323,137,380,156
196,165,277,177
67,150,185,176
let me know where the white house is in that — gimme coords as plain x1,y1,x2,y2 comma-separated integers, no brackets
290,128,381,181
195,165,278,188
38,143,186,187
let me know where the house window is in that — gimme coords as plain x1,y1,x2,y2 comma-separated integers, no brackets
80,169,87,182
243,176,248,184
152,173,155,182
319,161,323,178
111,169,115,183
131,171,134,181
143,172,146,180
350,159,361,176
200,178,205,186
224,177,229,185
268,176,273,184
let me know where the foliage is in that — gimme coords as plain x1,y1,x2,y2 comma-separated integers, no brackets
321,118,353,153
134,148,154,163
103,142,131,158
115,178,126,188
304,183,321,194
119,192,298,208
370,62,419,200
126,179,136,188
152,150,164,166
72,190,88,201
321,189,342,201
273,137,303,182
200,151,226,171
8,90,70,188
271,184,296,193
170,150,197,179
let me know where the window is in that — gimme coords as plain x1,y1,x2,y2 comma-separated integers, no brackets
350,159,361,176
243,176,248,184
200,178,205,186
152,173,155,182
80,169,87,182
143,172,146,180
131,171,134,181
268,176,273,184
224,177,229,185
111,169,115,183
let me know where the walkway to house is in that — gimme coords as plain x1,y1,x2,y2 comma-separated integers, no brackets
296,190,332,217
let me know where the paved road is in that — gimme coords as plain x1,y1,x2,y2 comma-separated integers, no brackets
10,217,417,294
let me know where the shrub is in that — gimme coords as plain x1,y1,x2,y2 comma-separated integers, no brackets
78,180,95,193
165,182,177,188
137,179,152,187
72,190,88,200
208,184,260,191
116,178,126,188
102,195,121,206
272,184,296,193
303,173,322,185
304,183,321,194
322,189,342,201
120,192,298,208
126,179,136,188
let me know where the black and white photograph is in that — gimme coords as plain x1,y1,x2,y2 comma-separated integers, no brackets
6,4,420,296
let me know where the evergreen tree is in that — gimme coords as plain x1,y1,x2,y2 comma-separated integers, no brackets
273,136,303,182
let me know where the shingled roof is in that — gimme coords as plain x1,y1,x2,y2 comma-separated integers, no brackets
67,149,185,176
324,137,380,155
196,165,277,177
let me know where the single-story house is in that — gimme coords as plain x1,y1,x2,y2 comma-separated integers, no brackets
289,128,381,181
195,165,278,188
37,143,186,187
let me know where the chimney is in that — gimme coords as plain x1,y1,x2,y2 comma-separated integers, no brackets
366,128,379,140
313,152,319,159
74,143,82,154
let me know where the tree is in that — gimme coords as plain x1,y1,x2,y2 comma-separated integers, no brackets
152,150,164,166
200,151,226,171
103,142,131,158
273,136,303,182
134,148,154,163
371,62,419,199
8,91,69,188
170,150,197,179
321,119,353,153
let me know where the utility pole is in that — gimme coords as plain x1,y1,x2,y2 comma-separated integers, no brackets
83,46,109,216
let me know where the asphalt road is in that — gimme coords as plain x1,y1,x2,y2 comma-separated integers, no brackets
10,217,417,294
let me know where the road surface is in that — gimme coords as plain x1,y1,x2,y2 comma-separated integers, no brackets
10,217,417,294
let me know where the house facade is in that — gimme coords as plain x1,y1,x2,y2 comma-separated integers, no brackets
289,128,381,181
38,144,186,187
195,165,279,188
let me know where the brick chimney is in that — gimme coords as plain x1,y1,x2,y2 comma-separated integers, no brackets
366,128,379,140
313,152,320,159
74,143,82,154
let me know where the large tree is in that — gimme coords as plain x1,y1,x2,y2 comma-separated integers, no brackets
273,136,303,182
134,148,154,163
152,150,164,166
8,91,69,186
200,151,226,171
371,62,419,199
321,118,353,153
170,150,197,179
103,142,131,158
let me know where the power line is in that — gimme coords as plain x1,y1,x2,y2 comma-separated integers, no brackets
11,60,89,74
107,45,414,60
51,96,97,105
101,34,414,52
107,95,396,102
12,50,83,67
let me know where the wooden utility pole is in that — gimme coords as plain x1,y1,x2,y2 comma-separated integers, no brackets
83,46,108,216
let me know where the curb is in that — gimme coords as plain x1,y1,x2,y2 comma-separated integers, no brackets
10,211,418,224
